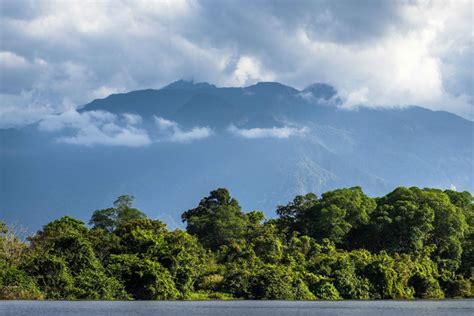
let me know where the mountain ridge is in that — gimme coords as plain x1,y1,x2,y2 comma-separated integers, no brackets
1,79,472,231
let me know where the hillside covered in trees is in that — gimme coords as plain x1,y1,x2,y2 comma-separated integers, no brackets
3,80,473,232
1,186,473,300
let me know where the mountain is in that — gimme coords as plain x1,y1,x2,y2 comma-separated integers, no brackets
1,80,472,231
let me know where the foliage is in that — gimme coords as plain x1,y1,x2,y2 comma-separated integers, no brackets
107,254,178,300
0,259,43,300
182,188,249,250
89,195,147,232
0,187,472,300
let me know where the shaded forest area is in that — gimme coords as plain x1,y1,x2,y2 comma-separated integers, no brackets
1,186,473,300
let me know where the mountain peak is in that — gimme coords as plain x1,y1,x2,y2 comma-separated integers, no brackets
162,79,216,91
244,81,299,95
303,83,337,100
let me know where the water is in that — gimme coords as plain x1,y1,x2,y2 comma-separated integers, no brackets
1,300,473,316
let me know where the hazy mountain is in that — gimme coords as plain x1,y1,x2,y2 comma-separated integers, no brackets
1,80,472,231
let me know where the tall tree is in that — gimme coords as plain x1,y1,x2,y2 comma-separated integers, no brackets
89,195,146,232
182,188,248,250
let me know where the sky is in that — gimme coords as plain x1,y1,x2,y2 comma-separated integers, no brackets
0,0,472,128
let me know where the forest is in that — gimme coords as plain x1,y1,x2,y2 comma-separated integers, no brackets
1,186,473,300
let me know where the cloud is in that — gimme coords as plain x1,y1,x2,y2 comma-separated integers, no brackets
38,110,151,147
342,87,370,109
0,0,472,127
232,56,275,86
155,116,212,143
123,113,142,125
37,112,211,146
0,50,46,94
227,125,308,139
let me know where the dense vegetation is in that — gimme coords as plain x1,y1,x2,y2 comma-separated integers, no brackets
1,187,473,300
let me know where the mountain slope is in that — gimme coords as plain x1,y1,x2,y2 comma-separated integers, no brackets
1,80,472,231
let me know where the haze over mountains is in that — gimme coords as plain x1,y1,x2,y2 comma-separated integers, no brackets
1,80,472,231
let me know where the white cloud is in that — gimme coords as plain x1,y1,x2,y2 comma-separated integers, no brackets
233,55,275,86
342,87,370,109
154,116,212,143
155,116,178,130
227,124,308,139
0,0,472,127
37,112,210,146
282,1,473,117
92,86,125,99
57,125,151,147
38,110,151,147
0,51,29,67
170,127,213,143
123,113,142,125
0,92,56,128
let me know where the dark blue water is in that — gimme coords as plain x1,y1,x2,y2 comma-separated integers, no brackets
1,300,473,316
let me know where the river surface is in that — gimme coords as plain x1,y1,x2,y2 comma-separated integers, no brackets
1,300,473,316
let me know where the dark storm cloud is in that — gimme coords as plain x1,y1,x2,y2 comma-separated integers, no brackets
0,0,472,128
195,0,407,44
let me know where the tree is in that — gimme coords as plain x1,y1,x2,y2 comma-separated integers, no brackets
89,195,146,232
114,219,167,255
182,188,249,250
421,189,466,273
444,190,473,279
112,218,208,298
157,230,207,298
275,193,318,235
22,254,75,299
363,187,435,253
275,188,376,245
89,208,116,232
114,195,134,210
107,254,179,300
3,186,474,300
24,216,128,299
0,221,28,267
251,223,283,264
319,187,376,230
249,265,315,300
0,259,43,300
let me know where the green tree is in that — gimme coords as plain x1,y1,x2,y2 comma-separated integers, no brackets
182,188,249,250
113,218,207,298
89,195,146,232
251,223,283,264
0,260,43,300
364,187,435,253
422,189,467,273
275,188,376,245
114,219,167,255
107,254,179,300
0,222,43,300
3,185,473,300
0,221,28,267
249,265,315,299
22,254,75,299
24,216,128,299
444,190,473,280
157,229,208,298
275,193,319,235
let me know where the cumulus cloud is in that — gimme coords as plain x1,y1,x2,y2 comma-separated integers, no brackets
0,0,472,127
227,124,308,139
38,110,151,147
155,116,212,143
37,111,211,146
233,56,275,86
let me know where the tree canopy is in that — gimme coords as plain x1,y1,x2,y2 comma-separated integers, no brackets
89,195,146,232
1,186,472,300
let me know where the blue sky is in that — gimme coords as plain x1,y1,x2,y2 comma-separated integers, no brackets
0,0,472,128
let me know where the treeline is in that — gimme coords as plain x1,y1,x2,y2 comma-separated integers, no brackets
1,187,473,300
